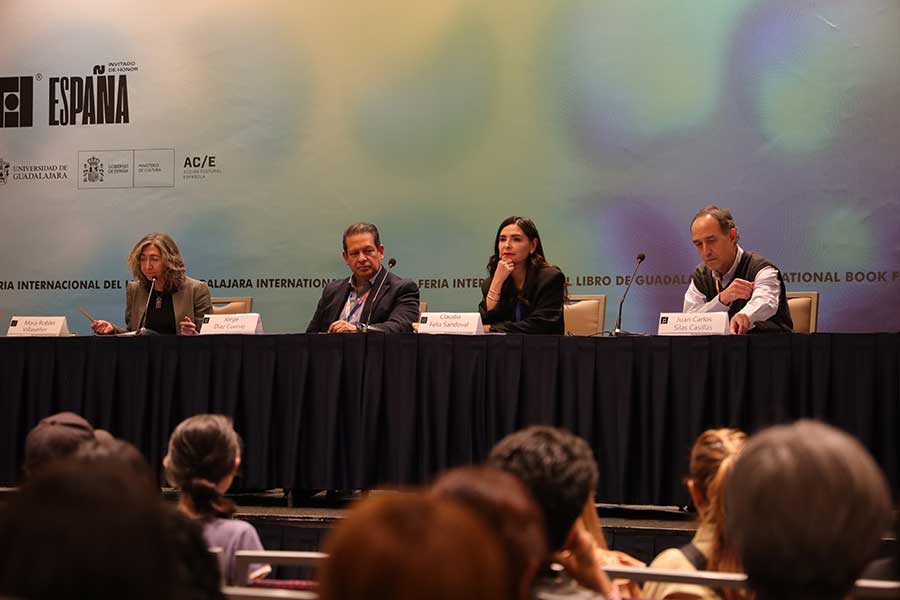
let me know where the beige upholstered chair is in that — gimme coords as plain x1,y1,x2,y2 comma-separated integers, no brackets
786,292,819,333
564,294,606,336
211,297,254,315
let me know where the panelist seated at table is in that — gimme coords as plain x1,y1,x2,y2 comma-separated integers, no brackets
91,232,212,336
479,216,565,335
306,222,420,334
684,205,793,335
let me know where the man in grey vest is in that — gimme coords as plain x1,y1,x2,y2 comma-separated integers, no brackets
684,205,793,334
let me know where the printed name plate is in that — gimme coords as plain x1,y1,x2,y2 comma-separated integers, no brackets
200,313,263,335
7,316,70,337
658,312,729,336
418,312,484,335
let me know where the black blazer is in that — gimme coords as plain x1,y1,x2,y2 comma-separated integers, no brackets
479,266,565,334
306,269,420,334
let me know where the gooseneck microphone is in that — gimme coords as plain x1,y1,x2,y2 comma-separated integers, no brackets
136,277,157,336
612,253,646,337
361,257,397,332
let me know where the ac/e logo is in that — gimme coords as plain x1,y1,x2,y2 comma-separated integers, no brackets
184,156,216,168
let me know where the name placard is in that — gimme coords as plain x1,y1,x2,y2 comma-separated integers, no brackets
200,313,263,335
418,312,484,335
7,316,70,337
658,312,730,336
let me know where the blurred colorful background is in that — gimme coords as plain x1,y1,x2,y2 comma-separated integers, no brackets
1,0,898,333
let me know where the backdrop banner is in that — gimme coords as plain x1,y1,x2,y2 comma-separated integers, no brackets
2,0,898,333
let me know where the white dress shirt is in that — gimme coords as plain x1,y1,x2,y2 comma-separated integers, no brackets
683,246,781,331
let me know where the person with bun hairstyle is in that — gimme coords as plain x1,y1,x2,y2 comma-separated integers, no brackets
479,216,566,334
164,414,270,585
642,428,746,600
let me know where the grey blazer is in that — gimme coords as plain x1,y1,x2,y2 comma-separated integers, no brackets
123,275,213,333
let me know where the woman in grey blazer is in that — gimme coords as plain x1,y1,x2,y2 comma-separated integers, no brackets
91,232,212,335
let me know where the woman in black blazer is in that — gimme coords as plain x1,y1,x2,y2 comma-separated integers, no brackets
479,216,566,334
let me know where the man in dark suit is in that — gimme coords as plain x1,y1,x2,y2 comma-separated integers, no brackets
307,223,420,334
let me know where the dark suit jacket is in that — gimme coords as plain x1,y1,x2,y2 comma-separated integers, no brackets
306,269,420,334
122,275,213,333
479,266,565,334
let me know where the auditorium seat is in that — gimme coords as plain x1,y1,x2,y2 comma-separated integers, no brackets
212,297,254,315
786,292,819,333
235,550,326,586
222,586,317,599
601,565,898,599
564,294,606,336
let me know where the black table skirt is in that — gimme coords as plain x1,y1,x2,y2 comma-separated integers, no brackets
1,333,897,505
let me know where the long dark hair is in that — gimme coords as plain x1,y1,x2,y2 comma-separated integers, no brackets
164,414,240,520
484,216,558,305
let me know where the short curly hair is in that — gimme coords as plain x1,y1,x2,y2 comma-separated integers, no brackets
487,426,598,551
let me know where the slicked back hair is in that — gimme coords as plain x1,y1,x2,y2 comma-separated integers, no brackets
342,223,380,251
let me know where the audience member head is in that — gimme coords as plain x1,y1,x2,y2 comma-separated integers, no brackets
687,428,746,522
164,414,241,520
0,461,193,600
431,466,547,600
23,411,110,479
319,493,508,600
75,437,159,496
486,426,598,552
726,420,891,600
687,428,747,583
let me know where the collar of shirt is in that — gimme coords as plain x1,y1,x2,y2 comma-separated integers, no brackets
714,245,744,286
347,266,383,295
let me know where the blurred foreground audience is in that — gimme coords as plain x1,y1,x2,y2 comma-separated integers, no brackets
319,492,508,600
488,425,639,599
165,414,270,585
0,460,221,600
22,411,113,480
643,428,746,600
726,420,891,600
431,465,547,599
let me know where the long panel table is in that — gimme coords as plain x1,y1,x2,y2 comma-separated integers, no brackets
1,333,897,505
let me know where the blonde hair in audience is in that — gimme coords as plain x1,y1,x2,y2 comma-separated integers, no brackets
689,428,747,597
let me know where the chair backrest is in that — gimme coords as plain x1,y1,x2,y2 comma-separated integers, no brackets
564,294,606,336
786,291,819,333
222,586,318,600
419,302,428,316
235,551,327,586
212,297,254,315
601,565,900,599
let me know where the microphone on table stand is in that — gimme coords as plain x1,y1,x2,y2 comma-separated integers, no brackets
611,253,646,337
136,277,159,336
358,258,397,333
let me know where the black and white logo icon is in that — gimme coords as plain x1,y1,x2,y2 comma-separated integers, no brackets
0,157,9,185
82,156,104,183
0,76,33,128
660,316,669,325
